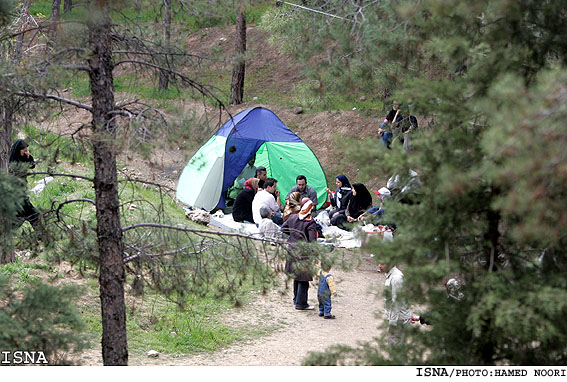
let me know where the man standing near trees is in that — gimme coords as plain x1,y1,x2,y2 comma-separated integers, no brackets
380,263,412,347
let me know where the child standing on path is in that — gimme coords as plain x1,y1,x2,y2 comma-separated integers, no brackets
318,261,337,319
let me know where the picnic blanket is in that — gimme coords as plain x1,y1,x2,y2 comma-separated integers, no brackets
209,211,261,236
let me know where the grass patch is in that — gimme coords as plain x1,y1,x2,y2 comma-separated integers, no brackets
78,283,274,358
0,257,50,286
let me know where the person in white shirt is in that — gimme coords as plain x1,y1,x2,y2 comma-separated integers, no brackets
252,178,282,225
379,263,412,346
258,206,283,240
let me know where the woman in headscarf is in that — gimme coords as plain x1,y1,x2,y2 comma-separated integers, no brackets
282,191,302,222
8,139,40,228
232,177,259,223
282,198,318,310
326,174,352,221
331,182,373,230
345,183,374,222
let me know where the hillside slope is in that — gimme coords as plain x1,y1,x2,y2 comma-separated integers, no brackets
176,25,388,193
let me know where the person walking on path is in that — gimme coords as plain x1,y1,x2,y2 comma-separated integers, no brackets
282,198,318,310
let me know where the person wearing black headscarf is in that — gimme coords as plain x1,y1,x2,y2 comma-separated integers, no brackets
346,183,374,222
330,182,373,230
9,139,40,228
326,174,353,221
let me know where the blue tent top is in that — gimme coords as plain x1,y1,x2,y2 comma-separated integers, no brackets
177,107,328,211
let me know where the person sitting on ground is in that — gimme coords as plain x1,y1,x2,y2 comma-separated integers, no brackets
326,174,352,221
346,183,374,222
232,177,259,223
359,186,391,221
226,155,256,203
255,166,267,190
317,259,338,319
285,175,318,207
331,183,373,229
282,191,302,223
9,139,40,229
258,206,283,240
252,177,282,225
282,198,318,311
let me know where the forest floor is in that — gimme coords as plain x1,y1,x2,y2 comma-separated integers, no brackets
76,254,388,366
24,22,399,367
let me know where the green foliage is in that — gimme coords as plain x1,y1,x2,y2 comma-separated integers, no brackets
128,295,247,354
0,0,16,25
288,0,567,365
0,257,49,285
0,273,88,365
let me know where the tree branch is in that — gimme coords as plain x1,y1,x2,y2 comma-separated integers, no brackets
50,198,96,222
122,243,218,264
113,59,227,109
62,64,91,72
122,222,286,244
118,176,176,193
14,92,93,112
28,172,94,182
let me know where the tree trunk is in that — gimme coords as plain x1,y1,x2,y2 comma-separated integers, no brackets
1,101,14,264
87,5,128,366
51,0,61,21
230,5,246,105
158,0,171,91
0,248,16,264
64,0,72,13
0,101,13,172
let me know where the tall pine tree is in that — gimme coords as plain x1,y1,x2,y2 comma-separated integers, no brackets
265,0,567,365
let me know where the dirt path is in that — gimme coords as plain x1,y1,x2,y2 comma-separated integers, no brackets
124,257,385,366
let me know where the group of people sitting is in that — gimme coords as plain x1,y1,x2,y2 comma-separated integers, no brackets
229,167,391,240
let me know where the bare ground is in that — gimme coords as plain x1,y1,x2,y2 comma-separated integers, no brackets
74,255,386,366
26,23,397,366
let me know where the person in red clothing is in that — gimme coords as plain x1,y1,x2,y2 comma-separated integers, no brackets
232,178,259,223
282,198,318,310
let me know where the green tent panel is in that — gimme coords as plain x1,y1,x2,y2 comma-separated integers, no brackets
255,142,327,208
177,107,327,211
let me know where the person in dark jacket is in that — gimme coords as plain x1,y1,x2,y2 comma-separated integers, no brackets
326,174,352,223
232,177,259,223
282,198,318,310
346,183,373,221
331,183,373,230
8,139,40,228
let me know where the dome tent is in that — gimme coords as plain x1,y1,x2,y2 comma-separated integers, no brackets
176,107,327,211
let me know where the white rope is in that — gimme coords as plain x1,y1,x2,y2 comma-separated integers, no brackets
278,1,354,22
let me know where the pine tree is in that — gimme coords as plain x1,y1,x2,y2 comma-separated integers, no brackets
267,0,567,365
